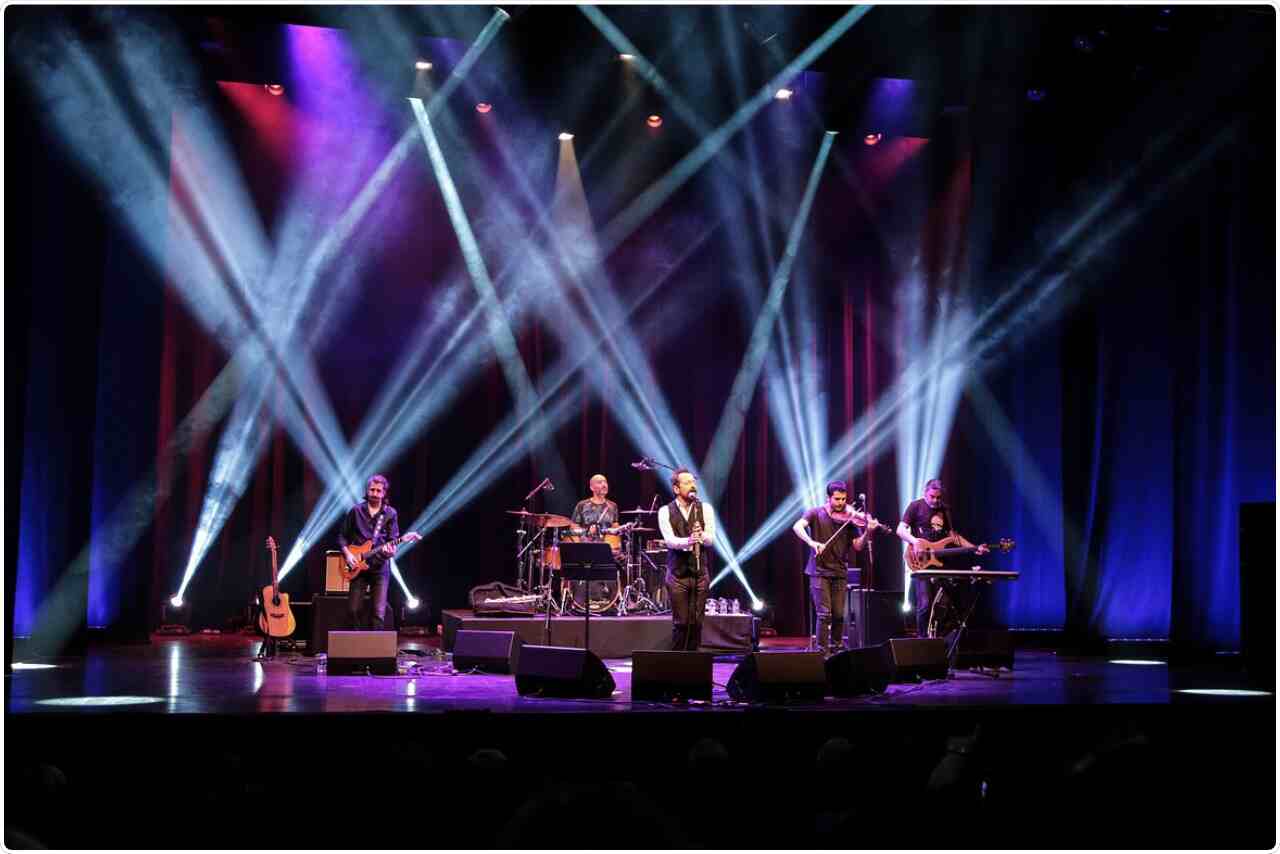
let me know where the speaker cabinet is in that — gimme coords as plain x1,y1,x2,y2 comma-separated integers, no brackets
1240,502,1275,690
850,590,911,647
825,643,894,696
311,593,396,654
324,551,351,594
453,630,523,674
327,630,398,675
727,652,827,703
887,637,948,682
514,645,616,699
631,650,713,702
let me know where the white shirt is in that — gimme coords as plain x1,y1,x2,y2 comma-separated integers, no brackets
658,498,717,551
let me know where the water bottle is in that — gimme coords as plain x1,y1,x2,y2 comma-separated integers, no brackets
730,599,740,615
316,653,327,675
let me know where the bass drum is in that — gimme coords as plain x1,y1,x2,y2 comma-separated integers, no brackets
563,576,621,614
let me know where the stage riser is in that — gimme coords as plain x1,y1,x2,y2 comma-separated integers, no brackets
442,610,754,657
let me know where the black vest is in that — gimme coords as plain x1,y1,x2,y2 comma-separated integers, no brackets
665,499,707,579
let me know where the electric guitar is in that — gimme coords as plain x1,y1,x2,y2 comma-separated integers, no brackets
258,536,296,638
906,535,1015,572
341,532,423,580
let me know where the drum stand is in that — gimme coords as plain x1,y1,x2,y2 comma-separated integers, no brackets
616,530,663,615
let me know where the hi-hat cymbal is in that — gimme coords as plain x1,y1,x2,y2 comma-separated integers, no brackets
538,514,575,528
621,508,657,515
506,509,541,517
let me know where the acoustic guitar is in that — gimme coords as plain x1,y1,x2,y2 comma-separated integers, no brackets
342,532,422,580
906,535,1015,572
258,536,296,638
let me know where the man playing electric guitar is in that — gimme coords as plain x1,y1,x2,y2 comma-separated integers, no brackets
337,474,405,630
896,479,989,638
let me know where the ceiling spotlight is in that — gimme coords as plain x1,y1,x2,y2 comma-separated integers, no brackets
646,114,663,128
619,53,635,61
476,102,493,114
169,595,184,608
264,84,284,96
863,132,883,146
558,132,574,141
407,597,421,610
416,60,433,71
774,88,794,100
825,129,839,136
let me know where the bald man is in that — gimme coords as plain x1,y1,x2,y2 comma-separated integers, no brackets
571,474,619,537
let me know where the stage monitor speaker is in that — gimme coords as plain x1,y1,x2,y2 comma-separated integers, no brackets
327,630,398,675
850,590,911,647
453,630,523,674
727,652,826,703
1240,502,1275,691
954,628,1014,670
631,650,713,702
887,637,948,682
825,643,894,697
324,551,351,594
311,594,396,654
514,645,615,699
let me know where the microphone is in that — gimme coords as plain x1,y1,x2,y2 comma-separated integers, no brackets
630,458,650,471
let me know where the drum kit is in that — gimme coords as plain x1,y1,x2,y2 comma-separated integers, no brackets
509,506,669,615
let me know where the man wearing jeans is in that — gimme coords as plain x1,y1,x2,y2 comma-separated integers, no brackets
337,474,400,629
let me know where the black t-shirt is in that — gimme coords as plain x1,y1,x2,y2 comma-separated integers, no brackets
902,499,953,543
803,506,859,577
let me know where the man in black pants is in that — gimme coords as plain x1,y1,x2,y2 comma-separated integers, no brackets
792,481,878,655
657,469,716,651
337,474,400,629
896,479,987,637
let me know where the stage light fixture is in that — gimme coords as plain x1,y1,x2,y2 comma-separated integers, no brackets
476,101,492,113
825,129,838,136
774,88,794,100
752,599,765,612
1176,689,1272,697
619,53,635,61
863,132,882,145
11,663,59,670
495,7,510,20
416,60,433,70
646,114,663,128
169,595,183,608
1110,660,1167,666
407,597,421,610
264,83,284,96
558,131,574,141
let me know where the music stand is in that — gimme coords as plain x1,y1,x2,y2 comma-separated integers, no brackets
558,541,618,654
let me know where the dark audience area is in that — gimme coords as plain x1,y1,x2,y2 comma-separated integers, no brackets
5,703,1273,850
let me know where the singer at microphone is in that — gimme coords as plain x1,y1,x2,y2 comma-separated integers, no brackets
657,468,717,652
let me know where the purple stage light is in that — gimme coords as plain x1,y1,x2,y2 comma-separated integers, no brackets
476,102,492,114
264,83,284,96
863,132,882,146
646,114,663,128
1026,88,1047,102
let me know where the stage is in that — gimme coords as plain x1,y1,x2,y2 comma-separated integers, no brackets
5,634,1274,849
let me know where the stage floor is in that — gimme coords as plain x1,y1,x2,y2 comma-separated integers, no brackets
5,632,1271,715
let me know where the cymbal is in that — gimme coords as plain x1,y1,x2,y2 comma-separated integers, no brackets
621,508,657,515
538,514,574,529
506,509,541,517
629,526,656,533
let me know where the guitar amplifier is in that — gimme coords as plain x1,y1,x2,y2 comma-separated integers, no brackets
324,551,351,594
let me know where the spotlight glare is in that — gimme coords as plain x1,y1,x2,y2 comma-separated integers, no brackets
264,84,284,96
415,60,433,71
1109,659,1167,666
407,597,420,610
1176,689,1273,697
901,602,912,613
12,663,60,670
825,129,838,136
646,114,663,128
863,132,883,145
751,599,764,612
774,88,794,100
476,101,492,114
619,53,635,61
169,595,184,608
558,131,574,141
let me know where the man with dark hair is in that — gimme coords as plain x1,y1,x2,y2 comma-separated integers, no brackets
657,468,716,651
896,479,987,637
337,474,400,629
793,481,878,655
